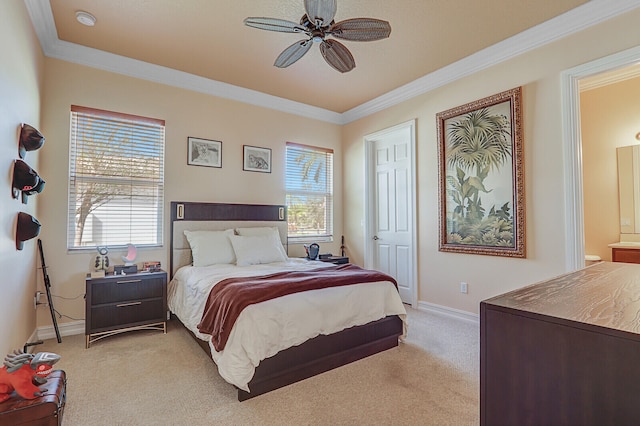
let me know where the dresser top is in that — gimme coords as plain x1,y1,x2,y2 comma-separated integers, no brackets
482,261,640,335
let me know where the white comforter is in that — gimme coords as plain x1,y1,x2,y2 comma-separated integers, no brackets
168,258,407,392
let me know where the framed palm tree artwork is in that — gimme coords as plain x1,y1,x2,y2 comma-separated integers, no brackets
437,87,525,257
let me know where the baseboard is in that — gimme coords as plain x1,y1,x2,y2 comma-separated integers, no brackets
417,301,479,324
32,307,477,341
36,320,85,341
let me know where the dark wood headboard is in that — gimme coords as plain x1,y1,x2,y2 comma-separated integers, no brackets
169,202,287,278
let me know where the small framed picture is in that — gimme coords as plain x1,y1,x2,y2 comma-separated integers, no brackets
243,145,271,173
188,137,222,168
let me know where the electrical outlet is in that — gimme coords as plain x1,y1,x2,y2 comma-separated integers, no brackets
34,291,43,309
460,282,468,294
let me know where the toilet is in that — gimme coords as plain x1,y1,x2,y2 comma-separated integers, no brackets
585,254,602,266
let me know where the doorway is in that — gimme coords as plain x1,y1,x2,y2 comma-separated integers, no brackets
364,120,417,306
562,45,640,271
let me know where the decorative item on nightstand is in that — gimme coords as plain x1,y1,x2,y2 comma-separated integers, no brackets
319,255,349,264
143,261,161,272
92,246,109,278
114,244,138,275
304,243,320,260
122,243,137,265
114,264,138,275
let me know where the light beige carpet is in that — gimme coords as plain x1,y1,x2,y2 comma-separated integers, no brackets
38,307,479,425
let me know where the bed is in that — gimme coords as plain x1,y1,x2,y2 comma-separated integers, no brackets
168,201,407,401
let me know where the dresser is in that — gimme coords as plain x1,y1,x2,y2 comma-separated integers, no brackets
85,270,167,348
481,262,640,425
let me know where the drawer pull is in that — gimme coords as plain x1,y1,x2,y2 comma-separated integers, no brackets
116,302,142,308
116,279,142,284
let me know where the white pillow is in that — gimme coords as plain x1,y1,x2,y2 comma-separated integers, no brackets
183,229,236,267
229,234,287,266
235,226,288,259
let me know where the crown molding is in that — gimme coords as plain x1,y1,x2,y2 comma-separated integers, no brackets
23,0,343,124
24,0,640,125
342,0,640,123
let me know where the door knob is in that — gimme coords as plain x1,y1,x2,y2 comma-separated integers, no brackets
373,236,380,240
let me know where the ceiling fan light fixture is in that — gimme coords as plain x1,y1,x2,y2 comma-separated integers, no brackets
75,11,96,27
312,31,324,43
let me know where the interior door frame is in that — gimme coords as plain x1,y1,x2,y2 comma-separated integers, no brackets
364,119,418,307
562,44,640,271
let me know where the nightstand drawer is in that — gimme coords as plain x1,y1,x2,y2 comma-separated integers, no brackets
90,298,164,331
90,276,164,304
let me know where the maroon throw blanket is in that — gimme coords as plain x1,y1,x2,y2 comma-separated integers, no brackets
197,263,397,351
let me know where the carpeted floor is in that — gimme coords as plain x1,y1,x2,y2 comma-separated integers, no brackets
38,306,479,425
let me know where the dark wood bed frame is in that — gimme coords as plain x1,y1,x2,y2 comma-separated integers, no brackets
170,201,403,401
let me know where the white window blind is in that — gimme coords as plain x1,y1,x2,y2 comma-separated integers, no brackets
67,105,165,250
285,142,333,242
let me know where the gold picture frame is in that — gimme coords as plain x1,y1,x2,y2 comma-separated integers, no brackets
437,87,525,257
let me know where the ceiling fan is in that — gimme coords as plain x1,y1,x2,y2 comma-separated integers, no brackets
244,0,391,73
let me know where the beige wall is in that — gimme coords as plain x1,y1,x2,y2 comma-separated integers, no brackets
0,0,44,355
343,8,640,314
37,59,342,328
581,77,640,262
5,5,640,341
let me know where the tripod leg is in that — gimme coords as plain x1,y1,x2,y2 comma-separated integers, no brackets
37,239,62,343
45,284,62,343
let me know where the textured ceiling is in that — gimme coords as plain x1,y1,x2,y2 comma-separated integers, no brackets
48,0,589,113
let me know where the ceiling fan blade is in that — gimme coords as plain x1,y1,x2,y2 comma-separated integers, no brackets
304,0,337,28
274,39,313,68
330,18,392,41
244,17,307,33
320,39,355,73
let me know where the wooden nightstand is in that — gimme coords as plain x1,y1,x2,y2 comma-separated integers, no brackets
85,270,167,348
319,256,349,264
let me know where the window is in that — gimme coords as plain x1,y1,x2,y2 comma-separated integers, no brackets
285,142,333,243
67,106,165,250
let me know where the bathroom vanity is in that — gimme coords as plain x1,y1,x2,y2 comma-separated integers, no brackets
609,145,640,263
610,242,640,263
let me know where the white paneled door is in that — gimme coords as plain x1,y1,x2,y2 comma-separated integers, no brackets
365,121,416,305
